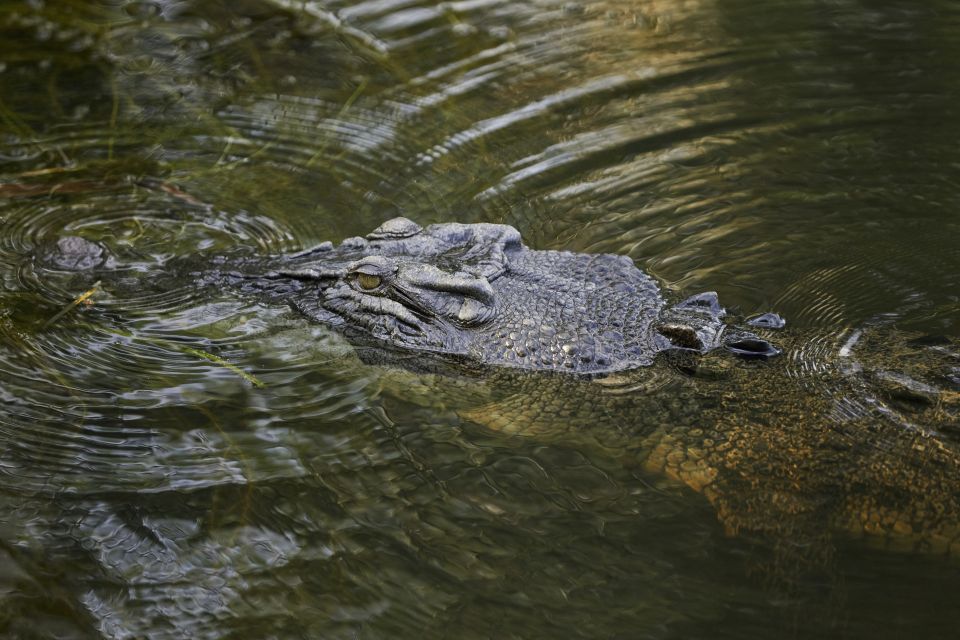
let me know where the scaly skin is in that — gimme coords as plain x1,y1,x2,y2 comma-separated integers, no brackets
635,329,960,555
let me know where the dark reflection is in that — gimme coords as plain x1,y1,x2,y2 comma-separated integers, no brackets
0,0,959,638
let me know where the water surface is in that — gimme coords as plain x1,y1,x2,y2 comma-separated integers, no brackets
0,1,958,637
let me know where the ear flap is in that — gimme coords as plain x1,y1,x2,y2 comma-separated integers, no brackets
397,263,497,326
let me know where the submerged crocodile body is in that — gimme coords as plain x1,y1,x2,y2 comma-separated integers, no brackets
47,217,779,373
42,217,960,561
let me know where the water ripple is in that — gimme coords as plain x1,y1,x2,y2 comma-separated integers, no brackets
1,0,959,636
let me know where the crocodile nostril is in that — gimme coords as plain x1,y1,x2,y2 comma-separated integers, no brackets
746,312,786,329
725,337,781,359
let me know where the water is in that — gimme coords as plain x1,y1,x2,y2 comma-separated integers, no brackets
0,0,958,637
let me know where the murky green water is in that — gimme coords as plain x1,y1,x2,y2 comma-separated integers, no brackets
1,0,959,637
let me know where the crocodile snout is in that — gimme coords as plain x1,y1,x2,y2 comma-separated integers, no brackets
41,236,107,271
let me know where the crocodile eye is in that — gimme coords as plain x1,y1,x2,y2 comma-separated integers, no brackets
357,273,382,290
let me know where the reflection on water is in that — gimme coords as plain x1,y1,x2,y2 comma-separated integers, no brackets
0,0,959,637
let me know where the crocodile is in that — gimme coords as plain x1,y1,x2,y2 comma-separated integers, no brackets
40,217,960,561
44,216,780,373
